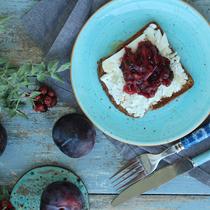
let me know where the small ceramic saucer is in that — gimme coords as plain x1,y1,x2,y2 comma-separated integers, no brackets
10,165,89,210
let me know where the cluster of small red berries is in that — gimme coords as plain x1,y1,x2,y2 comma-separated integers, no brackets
0,199,15,210
33,85,57,112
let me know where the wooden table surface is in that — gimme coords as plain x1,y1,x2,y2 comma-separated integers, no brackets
0,1,210,209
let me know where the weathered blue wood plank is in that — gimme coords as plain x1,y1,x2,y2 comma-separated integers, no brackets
90,195,210,210
0,0,43,64
0,0,38,16
0,104,210,195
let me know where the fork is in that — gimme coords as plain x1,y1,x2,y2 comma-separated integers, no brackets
111,122,210,191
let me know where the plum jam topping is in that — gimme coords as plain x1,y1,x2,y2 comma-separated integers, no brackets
120,41,174,98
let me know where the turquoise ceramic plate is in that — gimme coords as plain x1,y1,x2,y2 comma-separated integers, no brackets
10,166,89,210
71,0,210,146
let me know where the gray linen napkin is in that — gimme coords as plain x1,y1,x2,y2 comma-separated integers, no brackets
21,0,210,187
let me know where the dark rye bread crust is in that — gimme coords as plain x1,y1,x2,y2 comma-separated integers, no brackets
98,22,194,118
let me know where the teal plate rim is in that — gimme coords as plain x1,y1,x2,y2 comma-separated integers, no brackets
70,0,210,146
10,165,90,210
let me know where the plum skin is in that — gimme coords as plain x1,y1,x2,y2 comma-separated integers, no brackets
40,181,84,210
52,113,96,158
0,124,7,156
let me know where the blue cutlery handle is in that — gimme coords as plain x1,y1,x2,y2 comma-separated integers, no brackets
181,123,210,149
192,149,210,167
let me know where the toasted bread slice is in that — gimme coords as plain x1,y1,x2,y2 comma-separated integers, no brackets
98,22,194,118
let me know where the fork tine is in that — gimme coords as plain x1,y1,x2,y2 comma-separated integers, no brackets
110,158,138,179
111,162,141,184
113,165,143,187
117,170,146,191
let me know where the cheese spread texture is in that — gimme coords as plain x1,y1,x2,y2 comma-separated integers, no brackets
101,23,188,118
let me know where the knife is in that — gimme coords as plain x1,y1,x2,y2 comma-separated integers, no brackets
112,148,210,206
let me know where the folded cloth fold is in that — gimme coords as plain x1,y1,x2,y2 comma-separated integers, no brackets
22,0,78,54
21,0,210,187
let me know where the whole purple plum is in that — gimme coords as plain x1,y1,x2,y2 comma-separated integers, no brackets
52,114,96,158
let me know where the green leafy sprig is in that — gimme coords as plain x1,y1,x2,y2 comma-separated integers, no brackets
0,59,70,117
0,16,70,117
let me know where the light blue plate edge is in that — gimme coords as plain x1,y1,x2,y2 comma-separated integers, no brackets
71,0,210,146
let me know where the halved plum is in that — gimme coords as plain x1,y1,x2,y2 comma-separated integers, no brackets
0,124,7,156
40,181,84,210
52,113,96,158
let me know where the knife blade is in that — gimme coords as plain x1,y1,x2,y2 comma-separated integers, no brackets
111,159,192,206
112,148,210,207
